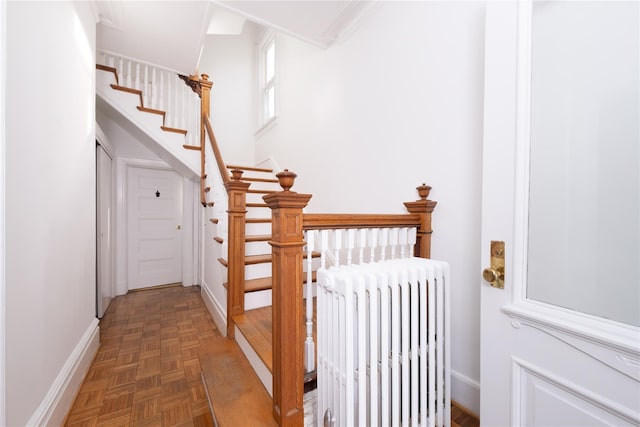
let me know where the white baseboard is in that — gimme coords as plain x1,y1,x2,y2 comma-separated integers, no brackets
27,318,100,426
200,281,227,337
451,369,480,416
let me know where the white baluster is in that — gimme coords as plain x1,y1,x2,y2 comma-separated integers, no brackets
305,230,315,372
143,65,149,106
126,60,131,87
369,228,379,262
380,228,390,261
152,67,158,109
408,226,417,256
135,63,140,91
181,82,187,130
357,229,367,264
117,57,123,85
346,229,355,266
320,229,329,269
334,229,343,267
390,227,400,259
159,71,165,113
399,227,409,259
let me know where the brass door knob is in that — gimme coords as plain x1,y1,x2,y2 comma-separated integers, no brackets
483,241,505,289
482,267,504,284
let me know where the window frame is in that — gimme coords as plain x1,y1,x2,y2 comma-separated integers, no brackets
256,31,277,135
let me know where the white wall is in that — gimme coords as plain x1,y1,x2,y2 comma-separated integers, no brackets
254,2,485,412
198,25,259,333
199,25,257,166
5,2,98,424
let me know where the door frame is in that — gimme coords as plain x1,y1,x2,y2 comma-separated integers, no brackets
480,2,640,424
115,157,199,295
96,142,114,317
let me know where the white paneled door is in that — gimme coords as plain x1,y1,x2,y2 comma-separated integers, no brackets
480,2,639,426
127,166,183,290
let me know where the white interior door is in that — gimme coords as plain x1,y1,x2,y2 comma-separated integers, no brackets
96,144,114,316
127,166,183,290
480,2,639,425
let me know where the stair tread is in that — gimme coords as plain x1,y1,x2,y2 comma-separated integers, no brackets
246,218,270,223
210,218,219,224
245,254,272,265
183,144,201,151
214,237,223,244
246,203,269,208
110,83,142,96
200,337,277,427
243,177,279,183
247,189,276,194
137,106,165,116
246,234,271,242
161,125,188,135
96,64,119,84
226,164,273,173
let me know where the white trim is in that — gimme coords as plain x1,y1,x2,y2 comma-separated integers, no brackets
95,122,115,159
0,0,6,422
26,319,100,427
200,279,227,337
235,325,273,397
512,356,640,425
451,369,480,417
504,0,640,363
115,157,173,295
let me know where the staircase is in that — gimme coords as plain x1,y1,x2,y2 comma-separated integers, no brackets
96,52,440,427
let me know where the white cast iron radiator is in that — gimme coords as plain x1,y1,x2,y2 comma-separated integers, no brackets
317,257,450,427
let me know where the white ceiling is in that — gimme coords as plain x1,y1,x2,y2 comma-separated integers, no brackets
93,1,375,74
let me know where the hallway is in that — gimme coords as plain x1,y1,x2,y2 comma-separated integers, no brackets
65,285,217,426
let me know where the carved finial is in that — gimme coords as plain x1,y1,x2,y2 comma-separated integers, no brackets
231,169,243,181
201,73,209,81
417,183,431,200
276,169,297,192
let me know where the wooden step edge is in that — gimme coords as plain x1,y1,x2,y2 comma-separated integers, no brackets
226,164,274,173
209,218,219,224
244,254,272,265
96,64,119,85
217,258,228,267
183,144,202,151
243,177,279,184
202,173,208,180
204,187,211,193
110,84,143,105
200,340,277,427
160,125,188,135
206,202,215,207
247,189,276,194
246,234,271,242
246,218,270,223
213,237,223,244
239,272,317,292
247,203,269,208
137,106,165,117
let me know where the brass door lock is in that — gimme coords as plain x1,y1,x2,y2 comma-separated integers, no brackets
483,241,505,289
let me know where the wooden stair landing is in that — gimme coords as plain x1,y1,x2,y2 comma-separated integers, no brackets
200,338,277,427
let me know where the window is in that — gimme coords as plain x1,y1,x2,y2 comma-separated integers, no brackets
259,33,276,129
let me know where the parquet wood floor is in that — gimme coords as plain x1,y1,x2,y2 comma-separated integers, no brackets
65,285,219,427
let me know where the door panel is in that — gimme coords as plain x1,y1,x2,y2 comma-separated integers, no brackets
480,2,640,425
127,166,182,290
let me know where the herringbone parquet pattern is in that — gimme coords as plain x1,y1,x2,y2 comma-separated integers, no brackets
65,285,218,427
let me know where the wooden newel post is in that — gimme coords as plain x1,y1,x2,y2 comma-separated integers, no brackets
263,170,312,427
225,169,250,338
404,183,437,258
199,74,213,206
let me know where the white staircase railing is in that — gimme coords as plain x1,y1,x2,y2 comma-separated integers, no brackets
97,49,200,147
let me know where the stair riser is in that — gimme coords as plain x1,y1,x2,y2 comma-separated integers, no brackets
247,193,271,204
245,241,271,256
246,207,271,219
245,222,271,235
244,289,272,311
245,263,272,280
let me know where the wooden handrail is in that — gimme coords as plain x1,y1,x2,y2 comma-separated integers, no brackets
303,213,421,230
203,115,230,185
